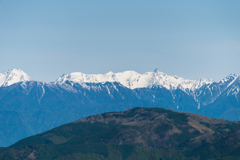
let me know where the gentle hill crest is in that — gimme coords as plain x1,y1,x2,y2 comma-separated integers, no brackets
2,107,240,159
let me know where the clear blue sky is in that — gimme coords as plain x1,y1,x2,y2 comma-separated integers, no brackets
0,0,240,82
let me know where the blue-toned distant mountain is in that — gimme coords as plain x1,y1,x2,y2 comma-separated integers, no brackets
0,69,239,146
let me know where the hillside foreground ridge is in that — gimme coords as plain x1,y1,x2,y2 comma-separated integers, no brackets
3,107,240,159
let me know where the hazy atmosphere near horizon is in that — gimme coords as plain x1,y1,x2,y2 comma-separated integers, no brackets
0,0,239,82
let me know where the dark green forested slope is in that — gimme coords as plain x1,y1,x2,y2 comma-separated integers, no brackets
1,107,240,160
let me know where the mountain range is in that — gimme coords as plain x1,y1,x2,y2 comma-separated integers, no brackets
0,68,239,147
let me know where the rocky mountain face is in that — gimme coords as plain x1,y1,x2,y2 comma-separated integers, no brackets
1,107,240,160
0,69,239,147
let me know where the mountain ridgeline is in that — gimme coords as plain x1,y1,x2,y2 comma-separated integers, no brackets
0,69,240,147
1,107,240,160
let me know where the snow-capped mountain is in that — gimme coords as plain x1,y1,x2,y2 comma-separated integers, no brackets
56,68,213,91
0,69,31,87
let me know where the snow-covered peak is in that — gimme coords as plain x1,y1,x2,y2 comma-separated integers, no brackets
0,69,32,87
56,69,213,91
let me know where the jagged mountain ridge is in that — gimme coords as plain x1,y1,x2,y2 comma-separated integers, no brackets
1,68,214,91
56,68,213,91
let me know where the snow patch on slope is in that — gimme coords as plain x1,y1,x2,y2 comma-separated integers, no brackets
0,69,32,87
56,69,213,91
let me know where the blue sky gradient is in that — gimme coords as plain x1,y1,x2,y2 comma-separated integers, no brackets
1,0,240,82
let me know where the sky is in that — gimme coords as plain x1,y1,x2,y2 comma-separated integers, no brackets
0,0,240,82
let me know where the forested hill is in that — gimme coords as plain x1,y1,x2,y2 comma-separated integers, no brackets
1,107,240,160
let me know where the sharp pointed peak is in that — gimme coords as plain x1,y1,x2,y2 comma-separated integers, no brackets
154,68,159,72
106,71,114,74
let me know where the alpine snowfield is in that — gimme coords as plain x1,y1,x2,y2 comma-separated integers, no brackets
56,69,213,91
